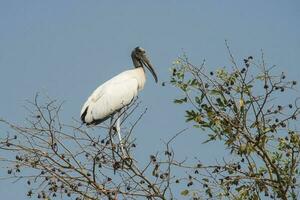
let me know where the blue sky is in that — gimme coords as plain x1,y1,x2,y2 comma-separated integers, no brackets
0,1,299,199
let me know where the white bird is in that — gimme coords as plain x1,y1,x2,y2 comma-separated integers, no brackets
80,47,158,125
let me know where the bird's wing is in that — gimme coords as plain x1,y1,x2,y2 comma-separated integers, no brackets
81,78,139,124
80,86,103,115
91,78,139,121
80,70,134,117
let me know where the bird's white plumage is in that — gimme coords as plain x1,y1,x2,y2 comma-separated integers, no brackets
80,67,146,124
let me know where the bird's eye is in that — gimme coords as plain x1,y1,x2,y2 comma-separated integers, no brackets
136,47,145,53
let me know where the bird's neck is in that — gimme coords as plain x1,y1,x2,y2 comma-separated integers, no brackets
134,67,146,90
135,66,145,74
132,55,143,68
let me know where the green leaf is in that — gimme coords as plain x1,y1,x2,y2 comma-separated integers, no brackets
195,96,202,104
190,79,199,86
216,98,224,107
181,189,189,196
174,97,187,104
202,178,209,182
210,89,221,95
203,134,217,143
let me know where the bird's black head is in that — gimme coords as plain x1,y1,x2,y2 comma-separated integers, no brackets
131,47,158,83
131,47,146,66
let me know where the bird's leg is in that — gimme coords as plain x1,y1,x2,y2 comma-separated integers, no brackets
116,111,126,157
109,115,116,161
109,116,115,143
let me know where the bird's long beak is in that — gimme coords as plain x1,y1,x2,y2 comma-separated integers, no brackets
141,55,158,83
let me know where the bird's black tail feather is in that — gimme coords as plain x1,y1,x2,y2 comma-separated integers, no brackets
81,106,89,123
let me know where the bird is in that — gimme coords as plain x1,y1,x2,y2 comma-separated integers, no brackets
80,47,158,126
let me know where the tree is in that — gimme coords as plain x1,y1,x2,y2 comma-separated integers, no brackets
0,96,178,200
0,45,299,200
170,43,300,199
